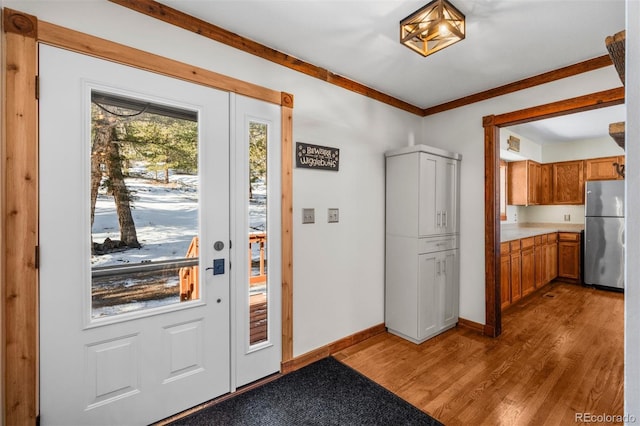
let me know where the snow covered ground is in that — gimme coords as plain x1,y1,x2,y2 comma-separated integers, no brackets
91,168,266,317
92,170,266,267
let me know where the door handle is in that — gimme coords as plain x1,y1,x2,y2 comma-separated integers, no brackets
443,211,447,228
205,258,225,275
437,212,442,227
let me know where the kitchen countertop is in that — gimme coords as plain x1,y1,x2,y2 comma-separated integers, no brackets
501,223,584,242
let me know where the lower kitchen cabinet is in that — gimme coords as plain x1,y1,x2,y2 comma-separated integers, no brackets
510,240,522,304
500,243,511,310
558,232,581,282
534,235,545,288
501,233,560,311
545,233,558,283
521,237,535,297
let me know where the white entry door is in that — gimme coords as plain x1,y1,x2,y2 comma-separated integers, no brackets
39,45,231,425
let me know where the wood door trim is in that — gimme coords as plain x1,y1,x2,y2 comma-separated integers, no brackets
2,8,39,426
2,9,295,425
37,21,283,106
482,88,625,338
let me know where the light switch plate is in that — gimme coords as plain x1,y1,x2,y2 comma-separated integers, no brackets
302,208,315,224
328,208,339,223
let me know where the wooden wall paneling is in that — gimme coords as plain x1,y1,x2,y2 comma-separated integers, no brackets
280,93,294,365
2,8,39,426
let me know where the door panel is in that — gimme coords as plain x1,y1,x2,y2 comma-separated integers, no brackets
39,45,230,425
232,95,282,388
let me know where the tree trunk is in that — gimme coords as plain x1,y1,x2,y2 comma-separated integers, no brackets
105,134,141,248
90,122,112,228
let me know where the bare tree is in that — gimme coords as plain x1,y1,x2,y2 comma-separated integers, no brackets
91,113,140,249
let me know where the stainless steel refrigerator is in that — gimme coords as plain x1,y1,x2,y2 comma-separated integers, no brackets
584,180,625,290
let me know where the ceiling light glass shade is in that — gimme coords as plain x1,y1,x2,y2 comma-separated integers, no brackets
400,0,466,57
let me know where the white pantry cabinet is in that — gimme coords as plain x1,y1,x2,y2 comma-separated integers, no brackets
385,145,461,343
386,146,459,237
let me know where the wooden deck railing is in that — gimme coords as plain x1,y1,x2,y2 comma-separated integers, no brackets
249,233,267,286
179,234,268,344
179,233,268,296
179,237,199,301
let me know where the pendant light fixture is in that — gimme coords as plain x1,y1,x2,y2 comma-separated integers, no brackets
400,0,466,57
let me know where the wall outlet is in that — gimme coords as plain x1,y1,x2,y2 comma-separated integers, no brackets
564,214,571,222
302,208,315,224
328,208,339,223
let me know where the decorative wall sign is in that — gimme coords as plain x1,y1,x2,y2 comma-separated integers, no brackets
296,142,340,171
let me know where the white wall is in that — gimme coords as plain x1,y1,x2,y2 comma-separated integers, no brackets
4,1,423,357
542,136,624,162
500,128,543,162
625,0,640,416
519,205,585,224
422,67,623,325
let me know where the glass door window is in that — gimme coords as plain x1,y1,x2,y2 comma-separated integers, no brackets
90,91,201,319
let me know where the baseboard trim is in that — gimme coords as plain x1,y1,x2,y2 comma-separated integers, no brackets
457,317,485,334
281,323,386,373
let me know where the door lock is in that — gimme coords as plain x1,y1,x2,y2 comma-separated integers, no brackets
205,259,225,275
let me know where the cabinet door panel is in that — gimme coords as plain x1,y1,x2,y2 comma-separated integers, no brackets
501,254,511,310
510,252,522,303
540,164,553,205
553,161,584,204
418,154,439,236
440,159,458,234
441,250,459,329
418,253,438,339
558,241,580,280
521,248,535,296
585,156,621,181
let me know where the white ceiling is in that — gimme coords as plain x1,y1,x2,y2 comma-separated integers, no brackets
157,0,626,142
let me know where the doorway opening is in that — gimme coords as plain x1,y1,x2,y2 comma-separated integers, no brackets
482,87,624,337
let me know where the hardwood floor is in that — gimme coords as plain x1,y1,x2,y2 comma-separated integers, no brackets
335,282,624,425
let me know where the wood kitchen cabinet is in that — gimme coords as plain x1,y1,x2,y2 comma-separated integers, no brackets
520,237,535,297
558,232,581,282
534,235,545,288
585,156,625,181
553,160,584,204
540,164,553,205
507,160,540,205
510,240,522,304
501,232,560,311
545,233,558,284
500,242,511,310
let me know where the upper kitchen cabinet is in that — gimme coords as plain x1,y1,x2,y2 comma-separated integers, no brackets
507,160,540,206
386,145,461,237
552,160,584,204
585,155,625,180
539,163,553,204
